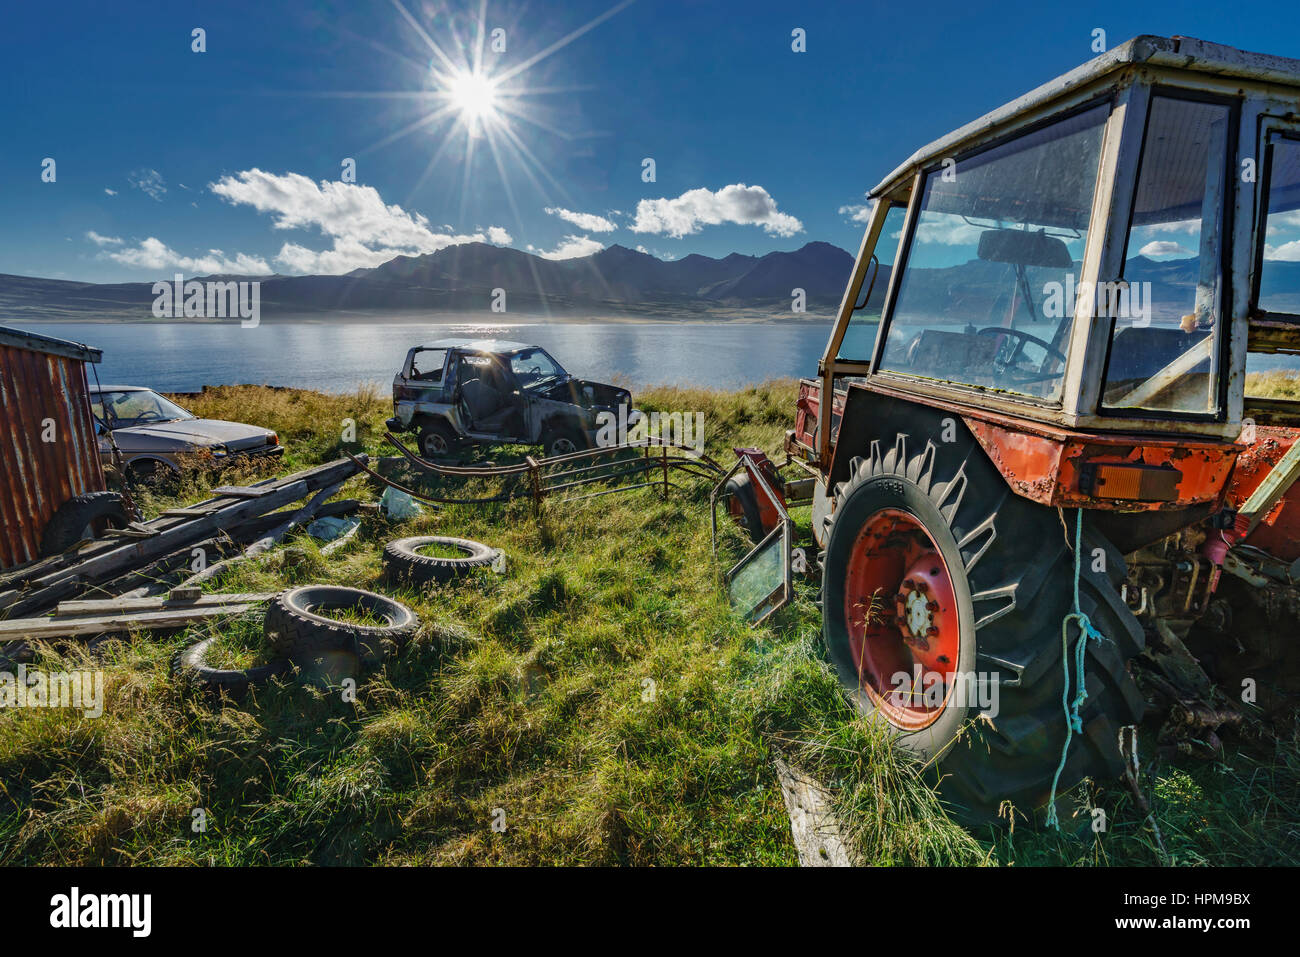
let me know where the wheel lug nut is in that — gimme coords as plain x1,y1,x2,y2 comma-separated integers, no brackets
925,626,939,637
903,579,915,589
927,601,939,611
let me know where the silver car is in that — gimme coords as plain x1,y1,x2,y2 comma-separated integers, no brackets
90,385,283,482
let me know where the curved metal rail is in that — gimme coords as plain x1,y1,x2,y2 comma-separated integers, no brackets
378,431,724,508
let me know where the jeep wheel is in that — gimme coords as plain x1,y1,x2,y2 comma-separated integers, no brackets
820,431,1145,823
542,424,590,458
418,420,460,459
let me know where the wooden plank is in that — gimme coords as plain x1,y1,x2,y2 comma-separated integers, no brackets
0,601,268,640
55,591,275,616
102,527,159,539
210,485,279,498
0,457,361,596
1,456,361,618
773,758,856,867
160,507,216,518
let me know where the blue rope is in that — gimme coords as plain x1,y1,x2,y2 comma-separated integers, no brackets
1045,508,1107,830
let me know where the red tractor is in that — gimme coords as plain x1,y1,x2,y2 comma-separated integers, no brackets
735,36,1300,822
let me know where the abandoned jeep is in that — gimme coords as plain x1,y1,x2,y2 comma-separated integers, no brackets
386,338,637,459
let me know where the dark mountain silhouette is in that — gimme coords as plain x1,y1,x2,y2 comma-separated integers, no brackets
0,241,855,322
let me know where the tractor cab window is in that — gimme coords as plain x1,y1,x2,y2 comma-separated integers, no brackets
1255,133,1300,317
877,103,1108,402
837,202,908,361
1101,95,1233,416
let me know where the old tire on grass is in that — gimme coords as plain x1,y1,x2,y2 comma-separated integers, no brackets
383,536,499,585
171,637,291,697
40,491,131,556
264,585,419,660
819,431,1145,824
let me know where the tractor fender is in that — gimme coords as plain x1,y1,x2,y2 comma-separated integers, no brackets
827,385,984,494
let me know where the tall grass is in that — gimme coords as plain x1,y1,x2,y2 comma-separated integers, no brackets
0,381,1294,865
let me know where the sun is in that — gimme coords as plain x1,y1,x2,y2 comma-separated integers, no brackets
445,68,499,129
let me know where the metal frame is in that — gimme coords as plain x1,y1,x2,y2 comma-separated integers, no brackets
382,431,723,509
709,452,794,625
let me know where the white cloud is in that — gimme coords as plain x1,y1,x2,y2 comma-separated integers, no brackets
209,168,508,274
545,206,617,232
912,215,985,246
839,204,872,224
102,237,272,275
129,168,167,201
1138,240,1194,258
527,235,604,260
1144,219,1200,235
104,188,117,196
486,226,512,245
1265,239,1300,262
86,231,122,246
631,183,802,238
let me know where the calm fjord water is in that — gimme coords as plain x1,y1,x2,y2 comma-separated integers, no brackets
33,320,835,393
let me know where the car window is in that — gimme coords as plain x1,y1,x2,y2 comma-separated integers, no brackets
410,348,447,381
510,348,564,387
99,390,194,428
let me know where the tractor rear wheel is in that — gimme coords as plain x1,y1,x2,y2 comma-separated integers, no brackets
820,430,1145,823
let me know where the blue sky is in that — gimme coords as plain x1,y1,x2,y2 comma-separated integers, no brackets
2,0,1297,283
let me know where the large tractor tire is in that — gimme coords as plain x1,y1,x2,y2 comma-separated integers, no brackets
820,429,1145,824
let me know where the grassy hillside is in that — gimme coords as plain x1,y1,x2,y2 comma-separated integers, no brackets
0,382,1295,865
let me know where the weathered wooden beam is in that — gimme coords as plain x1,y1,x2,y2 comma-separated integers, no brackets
55,592,275,615
0,456,363,618
1,596,273,641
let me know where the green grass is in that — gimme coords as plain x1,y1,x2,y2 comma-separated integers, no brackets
0,380,1295,865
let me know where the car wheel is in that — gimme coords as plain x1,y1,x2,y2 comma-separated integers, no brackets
126,459,178,490
418,420,460,459
541,424,590,458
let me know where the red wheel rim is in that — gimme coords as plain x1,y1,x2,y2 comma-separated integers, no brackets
842,508,961,731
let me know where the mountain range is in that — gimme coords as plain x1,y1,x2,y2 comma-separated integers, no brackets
0,241,856,322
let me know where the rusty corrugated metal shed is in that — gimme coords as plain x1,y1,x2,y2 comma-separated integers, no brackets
0,325,107,570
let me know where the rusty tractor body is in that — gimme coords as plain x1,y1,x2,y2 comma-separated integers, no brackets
764,36,1300,822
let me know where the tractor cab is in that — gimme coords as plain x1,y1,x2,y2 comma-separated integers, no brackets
799,38,1300,502
731,36,1300,824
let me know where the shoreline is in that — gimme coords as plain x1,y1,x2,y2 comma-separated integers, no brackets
6,313,837,326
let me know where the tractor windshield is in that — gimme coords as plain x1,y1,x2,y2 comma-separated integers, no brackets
876,103,1109,401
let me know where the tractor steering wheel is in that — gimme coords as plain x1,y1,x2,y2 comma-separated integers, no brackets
977,327,1066,383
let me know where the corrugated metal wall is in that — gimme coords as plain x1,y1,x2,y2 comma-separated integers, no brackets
0,342,106,569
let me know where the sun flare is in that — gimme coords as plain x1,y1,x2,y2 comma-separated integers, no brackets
445,68,499,127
